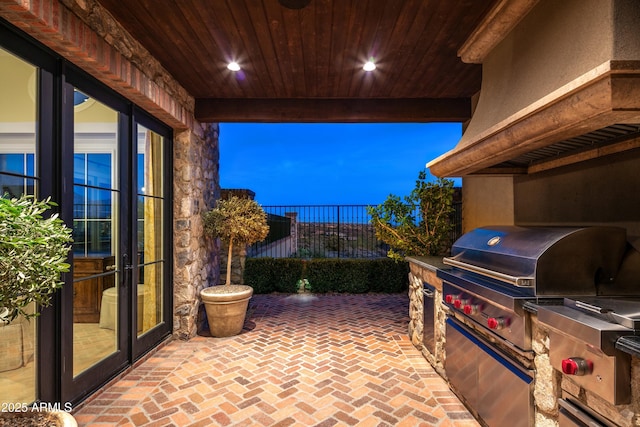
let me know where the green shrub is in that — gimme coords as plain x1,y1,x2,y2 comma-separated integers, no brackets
305,259,368,293
272,258,305,293
244,258,304,294
303,259,333,293
368,171,455,260
245,257,409,294
367,259,410,293
342,261,370,293
243,258,276,293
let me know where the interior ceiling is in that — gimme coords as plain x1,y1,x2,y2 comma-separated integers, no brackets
97,0,500,123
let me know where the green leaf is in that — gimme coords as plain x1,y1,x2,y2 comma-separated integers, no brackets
203,196,270,246
367,171,455,258
0,194,73,321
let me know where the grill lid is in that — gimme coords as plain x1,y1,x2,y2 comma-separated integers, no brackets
443,226,628,296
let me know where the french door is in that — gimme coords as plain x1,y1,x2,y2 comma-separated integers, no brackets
0,21,172,406
60,71,171,404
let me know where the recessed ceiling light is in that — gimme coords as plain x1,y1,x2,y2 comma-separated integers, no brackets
363,60,376,72
227,61,241,71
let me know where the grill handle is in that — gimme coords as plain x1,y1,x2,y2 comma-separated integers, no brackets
574,300,613,314
443,257,535,288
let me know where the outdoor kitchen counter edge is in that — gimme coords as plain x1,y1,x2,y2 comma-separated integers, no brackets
405,256,447,271
406,256,447,292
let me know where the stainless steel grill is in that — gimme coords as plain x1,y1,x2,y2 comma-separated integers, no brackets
439,225,632,351
437,225,639,427
443,225,628,295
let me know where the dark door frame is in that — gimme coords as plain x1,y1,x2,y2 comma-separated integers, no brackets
0,18,173,406
60,69,130,403
130,107,173,361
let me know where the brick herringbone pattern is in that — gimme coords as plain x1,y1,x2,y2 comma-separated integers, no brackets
74,294,479,426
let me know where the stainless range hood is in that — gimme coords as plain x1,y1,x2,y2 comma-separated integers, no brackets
428,0,640,177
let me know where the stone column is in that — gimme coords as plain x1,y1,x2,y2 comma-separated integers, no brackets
173,123,220,339
532,316,562,427
408,272,424,348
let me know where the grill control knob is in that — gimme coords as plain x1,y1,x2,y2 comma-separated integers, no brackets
561,358,593,376
454,299,463,309
445,294,454,304
487,317,504,330
463,304,480,315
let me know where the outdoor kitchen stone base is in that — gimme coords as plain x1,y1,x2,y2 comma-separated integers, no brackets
407,257,447,377
407,272,423,346
531,315,563,427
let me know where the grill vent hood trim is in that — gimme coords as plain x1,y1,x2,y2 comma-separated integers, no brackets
428,0,640,178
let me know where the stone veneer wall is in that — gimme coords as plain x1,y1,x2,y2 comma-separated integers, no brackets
0,0,221,339
407,259,446,377
531,315,563,427
407,274,423,346
173,125,220,339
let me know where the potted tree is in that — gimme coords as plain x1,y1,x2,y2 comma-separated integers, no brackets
201,196,269,337
0,195,73,322
0,194,75,426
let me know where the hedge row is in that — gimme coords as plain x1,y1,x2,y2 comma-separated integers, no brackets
243,258,304,294
244,258,409,294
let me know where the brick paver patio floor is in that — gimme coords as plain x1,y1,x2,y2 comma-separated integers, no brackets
74,293,479,426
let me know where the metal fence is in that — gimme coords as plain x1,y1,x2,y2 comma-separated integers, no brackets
247,203,462,259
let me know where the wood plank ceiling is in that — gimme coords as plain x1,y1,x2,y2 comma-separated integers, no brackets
97,0,499,122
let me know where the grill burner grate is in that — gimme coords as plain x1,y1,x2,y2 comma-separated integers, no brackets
497,123,640,168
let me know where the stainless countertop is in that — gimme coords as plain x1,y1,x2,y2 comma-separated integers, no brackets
405,256,447,271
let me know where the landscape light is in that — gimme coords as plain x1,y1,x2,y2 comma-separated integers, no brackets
227,61,241,71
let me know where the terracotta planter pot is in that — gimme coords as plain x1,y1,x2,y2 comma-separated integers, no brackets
200,285,253,337
0,410,77,426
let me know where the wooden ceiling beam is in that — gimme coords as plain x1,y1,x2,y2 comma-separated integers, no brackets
195,98,470,123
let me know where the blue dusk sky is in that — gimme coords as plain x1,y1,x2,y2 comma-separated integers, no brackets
219,123,462,206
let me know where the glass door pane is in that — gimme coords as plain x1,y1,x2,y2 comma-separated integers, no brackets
0,47,38,404
72,91,119,377
136,125,164,336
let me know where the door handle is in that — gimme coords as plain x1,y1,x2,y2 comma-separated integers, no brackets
123,254,133,270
